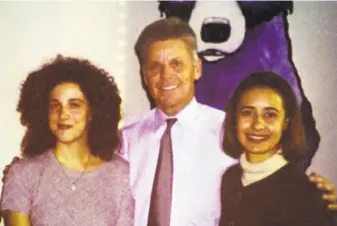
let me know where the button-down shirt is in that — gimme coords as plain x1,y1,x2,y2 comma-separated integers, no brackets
119,98,237,226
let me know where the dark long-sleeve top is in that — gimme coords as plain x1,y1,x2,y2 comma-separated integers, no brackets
219,163,335,226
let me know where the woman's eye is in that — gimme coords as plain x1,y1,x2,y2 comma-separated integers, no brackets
265,112,277,118
241,110,252,116
49,103,60,110
69,102,81,109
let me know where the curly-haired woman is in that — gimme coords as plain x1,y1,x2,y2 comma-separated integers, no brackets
0,55,134,226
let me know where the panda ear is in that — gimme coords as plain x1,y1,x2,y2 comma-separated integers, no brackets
157,0,196,22
237,1,293,28
158,1,167,18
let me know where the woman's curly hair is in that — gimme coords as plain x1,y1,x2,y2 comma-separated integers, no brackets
17,54,122,161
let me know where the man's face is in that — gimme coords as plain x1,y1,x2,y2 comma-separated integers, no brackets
142,39,201,116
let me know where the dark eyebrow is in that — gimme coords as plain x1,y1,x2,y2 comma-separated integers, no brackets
239,106,280,113
264,107,280,113
239,106,254,111
49,98,59,103
49,98,85,103
68,98,86,103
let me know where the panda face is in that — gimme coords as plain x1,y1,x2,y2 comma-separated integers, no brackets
189,1,246,62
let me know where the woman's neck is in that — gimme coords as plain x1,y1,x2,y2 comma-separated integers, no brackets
240,151,288,187
54,142,103,172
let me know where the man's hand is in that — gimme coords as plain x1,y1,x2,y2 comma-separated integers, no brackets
309,172,337,211
2,156,21,183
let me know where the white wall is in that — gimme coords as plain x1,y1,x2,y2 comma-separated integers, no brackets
0,0,129,167
0,1,336,223
288,1,337,183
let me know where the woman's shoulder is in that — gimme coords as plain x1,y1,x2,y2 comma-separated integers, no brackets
279,163,316,188
3,151,53,197
8,151,53,176
221,163,242,190
97,155,131,192
222,163,241,180
276,164,334,225
104,154,130,176
274,163,327,208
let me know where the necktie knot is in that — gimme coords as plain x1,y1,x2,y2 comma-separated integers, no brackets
166,118,177,130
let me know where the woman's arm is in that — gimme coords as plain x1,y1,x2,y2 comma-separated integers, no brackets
115,161,135,226
3,210,31,226
1,160,34,226
115,189,135,226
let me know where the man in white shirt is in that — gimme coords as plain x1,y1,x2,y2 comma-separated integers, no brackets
119,17,336,226
120,17,236,226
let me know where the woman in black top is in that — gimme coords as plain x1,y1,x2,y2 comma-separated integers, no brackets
219,71,334,226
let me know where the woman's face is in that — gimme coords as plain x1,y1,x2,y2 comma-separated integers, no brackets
48,82,91,145
236,86,288,163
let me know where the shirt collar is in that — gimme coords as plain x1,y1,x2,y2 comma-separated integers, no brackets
154,97,200,130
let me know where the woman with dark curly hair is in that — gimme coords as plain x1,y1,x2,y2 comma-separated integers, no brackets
219,71,334,226
0,55,134,226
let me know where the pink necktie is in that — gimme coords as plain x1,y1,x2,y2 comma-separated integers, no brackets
148,118,177,226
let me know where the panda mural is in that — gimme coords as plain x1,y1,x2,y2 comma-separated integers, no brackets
148,0,320,170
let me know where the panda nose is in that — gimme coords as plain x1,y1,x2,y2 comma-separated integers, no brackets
201,17,231,43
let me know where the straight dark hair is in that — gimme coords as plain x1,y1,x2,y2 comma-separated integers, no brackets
222,71,306,161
